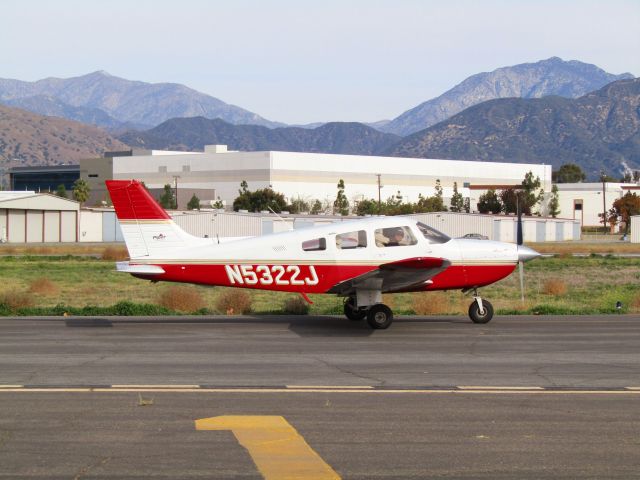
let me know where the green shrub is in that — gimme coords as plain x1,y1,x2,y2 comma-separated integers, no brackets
215,289,252,315
282,296,310,315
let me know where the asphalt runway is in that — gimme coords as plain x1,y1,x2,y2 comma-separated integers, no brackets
1,314,639,478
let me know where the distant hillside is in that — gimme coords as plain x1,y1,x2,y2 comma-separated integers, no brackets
385,78,640,178
119,118,401,155
0,104,129,167
0,71,282,130
383,57,634,136
4,95,124,129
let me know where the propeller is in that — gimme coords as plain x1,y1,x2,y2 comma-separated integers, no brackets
517,197,525,304
516,192,541,304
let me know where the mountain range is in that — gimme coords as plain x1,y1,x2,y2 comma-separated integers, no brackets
382,57,634,136
119,118,401,155
0,58,637,179
0,104,128,167
0,71,282,130
385,78,640,176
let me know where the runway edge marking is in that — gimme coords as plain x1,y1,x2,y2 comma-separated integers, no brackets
1,385,639,394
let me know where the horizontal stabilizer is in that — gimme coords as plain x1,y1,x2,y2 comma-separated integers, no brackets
116,261,165,275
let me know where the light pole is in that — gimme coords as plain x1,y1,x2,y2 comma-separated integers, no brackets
600,170,607,234
172,175,181,209
376,174,383,214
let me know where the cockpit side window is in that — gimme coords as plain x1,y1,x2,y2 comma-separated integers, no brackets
416,222,450,244
336,230,367,249
374,226,417,247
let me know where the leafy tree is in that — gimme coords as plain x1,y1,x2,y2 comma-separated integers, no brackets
553,164,586,183
463,198,470,213
159,184,177,209
521,171,544,215
55,184,67,198
415,193,444,213
610,192,640,234
72,179,90,205
548,184,560,218
211,197,224,209
477,189,501,214
500,188,518,214
333,179,349,215
232,181,288,212
288,197,310,214
449,182,464,212
356,198,378,216
621,171,639,183
187,194,200,210
233,180,252,211
435,179,443,199
310,199,323,215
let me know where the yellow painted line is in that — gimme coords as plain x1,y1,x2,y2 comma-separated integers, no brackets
458,386,545,390
111,384,200,389
286,385,374,389
0,387,638,395
196,416,340,479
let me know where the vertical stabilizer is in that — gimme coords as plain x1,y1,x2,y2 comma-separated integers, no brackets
106,180,211,258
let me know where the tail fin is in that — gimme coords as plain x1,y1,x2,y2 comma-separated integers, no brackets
106,180,210,258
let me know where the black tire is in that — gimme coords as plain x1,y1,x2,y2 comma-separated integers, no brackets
366,304,393,329
344,297,367,321
469,299,494,324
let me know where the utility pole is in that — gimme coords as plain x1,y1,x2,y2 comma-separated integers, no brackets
376,174,382,214
600,170,607,234
172,175,181,210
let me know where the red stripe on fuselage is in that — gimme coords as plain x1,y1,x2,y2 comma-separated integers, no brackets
130,262,516,293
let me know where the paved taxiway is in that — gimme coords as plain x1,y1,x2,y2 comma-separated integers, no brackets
1,314,639,478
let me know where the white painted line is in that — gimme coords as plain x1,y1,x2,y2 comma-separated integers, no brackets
286,385,374,389
111,384,201,389
626,387,640,390
0,385,24,388
458,386,545,390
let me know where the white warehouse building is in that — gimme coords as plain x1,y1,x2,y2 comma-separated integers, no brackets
556,183,640,227
81,145,552,213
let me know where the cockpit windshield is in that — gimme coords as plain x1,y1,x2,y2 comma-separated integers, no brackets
416,222,450,244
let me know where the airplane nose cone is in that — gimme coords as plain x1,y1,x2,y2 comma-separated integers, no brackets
518,245,540,262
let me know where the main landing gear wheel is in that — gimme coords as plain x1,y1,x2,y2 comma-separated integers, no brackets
344,297,367,321
469,299,494,324
366,304,393,330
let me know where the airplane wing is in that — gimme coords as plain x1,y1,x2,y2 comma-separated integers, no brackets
328,257,450,295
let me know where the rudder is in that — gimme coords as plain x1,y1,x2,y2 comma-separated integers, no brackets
106,180,210,258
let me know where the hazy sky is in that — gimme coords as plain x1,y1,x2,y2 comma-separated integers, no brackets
2,0,638,124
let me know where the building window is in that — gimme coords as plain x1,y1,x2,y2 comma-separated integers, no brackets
88,174,98,178
182,165,190,172
159,166,167,173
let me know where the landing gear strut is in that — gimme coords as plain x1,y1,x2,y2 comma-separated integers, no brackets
343,295,393,329
343,296,367,321
466,289,494,324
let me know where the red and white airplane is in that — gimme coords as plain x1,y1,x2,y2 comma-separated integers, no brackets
106,180,539,329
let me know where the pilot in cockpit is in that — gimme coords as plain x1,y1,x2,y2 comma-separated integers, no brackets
386,228,405,247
